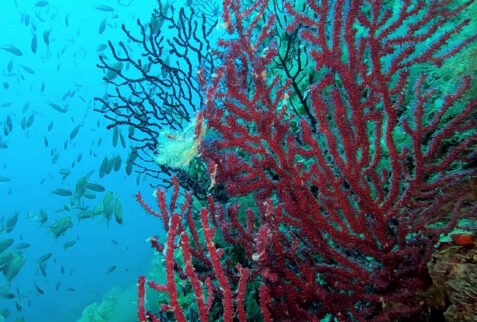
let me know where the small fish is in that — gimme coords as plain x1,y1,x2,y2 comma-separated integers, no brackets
52,188,72,196
112,127,118,147
15,242,30,249
86,182,105,192
83,192,96,199
97,43,107,51
22,65,35,74
0,292,15,299
106,265,116,274
96,5,114,11
113,198,124,224
34,0,49,7
37,253,52,263
113,155,122,172
99,157,108,178
49,216,73,238
5,254,26,281
49,103,67,113
34,285,44,295
43,30,51,46
63,240,76,249
104,62,122,81
43,136,48,147
31,34,38,53
69,124,81,140
59,168,71,178
0,142,8,149
5,212,19,233
38,209,48,224
99,18,107,34
103,192,115,221
0,176,11,182
1,45,23,56
55,281,61,290
119,131,126,147
73,177,88,199
0,238,14,252
16,298,22,311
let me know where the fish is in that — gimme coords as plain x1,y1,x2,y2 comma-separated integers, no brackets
104,62,122,81
99,157,108,178
5,212,19,233
112,127,118,147
31,34,38,53
119,131,126,147
103,192,115,222
113,198,124,224
52,188,73,196
44,136,48,147
86,182,105,192
34,1,49,6
22,65,35,74
5,115,13,133
55,281,61,290
83,192,96,199
34,285,44,295
5,253,26,281
0,176,11,182
38,210,48,224
0,292,15,299
97,43,108,51
106,265,116,274
0,142,8,149
93,204,104,216
49,217,73,238
77,209,95,221
113,155,121,171
105,158,114,175
52,152,59,164
96,5,114,11
69,124,81,140
59,168,71,178
49,103,68,113
0,239,14,253
43,30,51,46
25,113,35,127
37,253,52,263
74,177,88,199
1,45,23,56
99,18,107,34
15,298,22,311
63,240,76,249
14,243,30,250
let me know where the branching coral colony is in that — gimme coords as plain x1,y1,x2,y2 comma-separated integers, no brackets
135,0,477,321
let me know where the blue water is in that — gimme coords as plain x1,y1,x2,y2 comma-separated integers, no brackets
0,1,169,320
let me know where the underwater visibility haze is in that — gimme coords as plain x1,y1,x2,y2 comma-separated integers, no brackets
0,0,476,321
